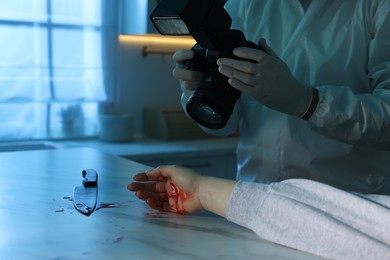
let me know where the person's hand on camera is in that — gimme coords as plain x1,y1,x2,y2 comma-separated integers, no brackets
172,50,204,98
217,39,314,118
127,165,204,214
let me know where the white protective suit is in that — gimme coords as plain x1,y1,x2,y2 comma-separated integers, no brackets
181,0,390,194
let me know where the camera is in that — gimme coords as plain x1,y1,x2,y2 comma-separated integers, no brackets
150,0,258,129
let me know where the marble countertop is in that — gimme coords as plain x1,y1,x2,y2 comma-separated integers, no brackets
0,148,322,259
53,136,239,160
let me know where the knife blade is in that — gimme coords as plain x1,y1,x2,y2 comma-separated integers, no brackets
73,169,98,216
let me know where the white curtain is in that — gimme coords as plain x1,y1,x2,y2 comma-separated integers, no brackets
0,0,119,140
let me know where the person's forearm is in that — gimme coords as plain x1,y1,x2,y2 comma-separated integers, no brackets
198,176,236,217
226,179,390,259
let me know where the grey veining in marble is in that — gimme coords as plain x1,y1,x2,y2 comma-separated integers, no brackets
0,148,323,259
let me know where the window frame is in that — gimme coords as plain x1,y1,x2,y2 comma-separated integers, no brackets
0,0,109,141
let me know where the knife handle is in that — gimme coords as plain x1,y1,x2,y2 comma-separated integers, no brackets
82,169,98,187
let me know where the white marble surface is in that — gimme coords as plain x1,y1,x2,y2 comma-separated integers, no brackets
0,148,323,259
54,136,238,160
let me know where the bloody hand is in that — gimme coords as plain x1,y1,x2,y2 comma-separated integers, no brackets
127,166,204,214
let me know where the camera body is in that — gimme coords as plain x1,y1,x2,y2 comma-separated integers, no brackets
150,0,258,129
185,31,258,129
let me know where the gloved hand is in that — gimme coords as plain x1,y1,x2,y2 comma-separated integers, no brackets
217,39,315,118
172,50,204,100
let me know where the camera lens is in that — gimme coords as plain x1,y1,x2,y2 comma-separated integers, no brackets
186,70,240,129
186,98,226,129
194,104,222,121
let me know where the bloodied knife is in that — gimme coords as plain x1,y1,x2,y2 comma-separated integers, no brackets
73,169,98,216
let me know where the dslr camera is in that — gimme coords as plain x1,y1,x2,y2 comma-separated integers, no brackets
150,0,258,129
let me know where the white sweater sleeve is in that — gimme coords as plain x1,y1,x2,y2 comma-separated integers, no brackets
226,179,390,259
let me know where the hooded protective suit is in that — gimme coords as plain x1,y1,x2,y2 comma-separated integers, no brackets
181,0,390,194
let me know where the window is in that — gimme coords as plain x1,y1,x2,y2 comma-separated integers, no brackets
0,0,117,141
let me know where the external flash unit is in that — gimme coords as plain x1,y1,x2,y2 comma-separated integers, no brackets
150,0,231,50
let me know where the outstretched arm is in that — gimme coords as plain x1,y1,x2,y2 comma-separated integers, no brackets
227,179,390,259
128,166,390,259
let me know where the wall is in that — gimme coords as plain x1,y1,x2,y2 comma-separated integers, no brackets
119,0,148,34
116,39,182,135
120,0,159,35
115,0,192,136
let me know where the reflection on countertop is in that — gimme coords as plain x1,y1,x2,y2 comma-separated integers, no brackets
0,136,238,159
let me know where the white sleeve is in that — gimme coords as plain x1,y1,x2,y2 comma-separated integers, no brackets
224,0,245,31
226,179,390,259
308,4,390,151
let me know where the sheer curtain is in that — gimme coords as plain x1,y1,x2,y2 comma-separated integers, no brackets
0,0,119,141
